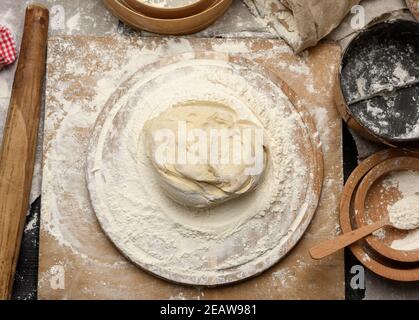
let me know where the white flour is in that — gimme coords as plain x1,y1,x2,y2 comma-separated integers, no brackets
383,170,419,251
393,62,416,85
0,8,15,30
401,113,419,139
40,37,330,293
372,228,386,240
50,5,66,31
86,55,318,284
66,12,81,34
391,229,419,251
0,78,9,98
25,212,38,232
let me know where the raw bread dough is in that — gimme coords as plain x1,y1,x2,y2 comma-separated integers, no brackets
143,101,268,208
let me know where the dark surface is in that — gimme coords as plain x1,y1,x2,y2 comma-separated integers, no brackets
11,123,363,300
12,197,40,300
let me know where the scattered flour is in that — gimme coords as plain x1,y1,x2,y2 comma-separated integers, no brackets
168,292,187,300
342,39,419,139
41,37,327,291
309,106,331,152
362,253,371,262
366,101,384,118
372,228,386,240
271,268,296,287
393,61,416,84
0,8,15,30
401,117,419,139
211,41,251,53
0,78,9,98
50,5,66,31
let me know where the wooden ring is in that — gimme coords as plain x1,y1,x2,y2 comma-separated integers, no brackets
340,149,419,281
354,156,419,263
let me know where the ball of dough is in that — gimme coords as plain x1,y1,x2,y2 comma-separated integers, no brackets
143,101,268,208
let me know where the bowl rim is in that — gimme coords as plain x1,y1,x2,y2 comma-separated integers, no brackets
337,19,419,145
340,149,419,281
126,0,212,11
107,0,229,23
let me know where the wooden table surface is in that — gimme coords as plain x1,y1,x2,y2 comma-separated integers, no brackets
0,0,418,300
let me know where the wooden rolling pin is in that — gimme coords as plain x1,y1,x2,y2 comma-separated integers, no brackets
0,4,49,300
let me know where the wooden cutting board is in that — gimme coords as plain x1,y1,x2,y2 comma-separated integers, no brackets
38,35,344,299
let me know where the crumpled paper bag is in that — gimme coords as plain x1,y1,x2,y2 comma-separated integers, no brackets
245,0,361,52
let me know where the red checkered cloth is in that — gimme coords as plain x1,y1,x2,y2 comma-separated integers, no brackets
0,25,17,69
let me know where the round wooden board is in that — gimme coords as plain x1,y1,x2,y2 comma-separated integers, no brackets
123,0,217,19
340,149,419,282
86,52,324,286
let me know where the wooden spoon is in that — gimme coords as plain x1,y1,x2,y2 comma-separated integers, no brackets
310,213,419,259
309,217,390,260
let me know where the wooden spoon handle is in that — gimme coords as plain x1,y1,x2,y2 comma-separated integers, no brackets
0,4,49,300
309,219,388,260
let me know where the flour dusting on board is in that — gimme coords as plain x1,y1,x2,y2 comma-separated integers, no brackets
271,268,296,288
140,0,198,8
25,212,38,233
66,12,81,34
391,229,419,251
